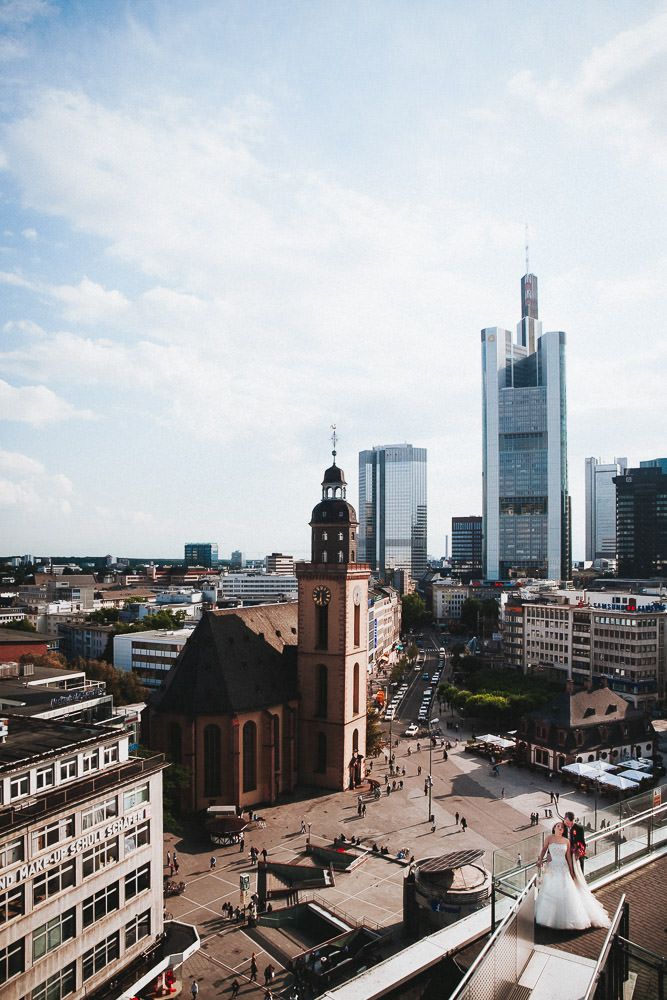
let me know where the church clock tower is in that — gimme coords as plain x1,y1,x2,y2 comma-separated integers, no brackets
297,438,370,791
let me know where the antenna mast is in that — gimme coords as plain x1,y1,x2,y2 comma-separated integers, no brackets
525,223,530,274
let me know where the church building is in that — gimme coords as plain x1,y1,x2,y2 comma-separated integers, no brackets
148,452,370,810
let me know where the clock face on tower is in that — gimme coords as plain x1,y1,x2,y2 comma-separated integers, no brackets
313,585,332,607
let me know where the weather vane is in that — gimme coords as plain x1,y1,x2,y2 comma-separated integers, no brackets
330,424,338,464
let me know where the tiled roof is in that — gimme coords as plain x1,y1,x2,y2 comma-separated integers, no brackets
151,605,298,716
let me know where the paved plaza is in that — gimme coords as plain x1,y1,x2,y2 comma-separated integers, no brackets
167,724,599,998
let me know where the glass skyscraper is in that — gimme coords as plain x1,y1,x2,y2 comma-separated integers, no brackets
358,444,427,580
481,273,571,581
585,457,627,561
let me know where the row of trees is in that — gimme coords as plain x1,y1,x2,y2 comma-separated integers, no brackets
19,651,147,706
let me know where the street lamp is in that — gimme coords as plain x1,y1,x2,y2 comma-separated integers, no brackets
428,738,433,824
307,822,311,848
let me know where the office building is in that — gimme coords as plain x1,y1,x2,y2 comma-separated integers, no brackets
614,465,667,578
266,552,295,575
451,516,483,576
183,542,218,568
113,628,194,688
640,457,667,474
481,271,571,581
585,457,627,562
230,550,244,568
0,714,198,1000
358,443,427,581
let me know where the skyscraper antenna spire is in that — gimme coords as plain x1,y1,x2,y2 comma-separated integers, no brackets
330,424,338,464
525,222,530,274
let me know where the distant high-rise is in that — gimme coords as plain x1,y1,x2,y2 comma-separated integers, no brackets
451,516,483,576
614,465,667,577
266,552,295,575
184,542,218,567
358,444,427,580
481,271,571,581
585,457,627,562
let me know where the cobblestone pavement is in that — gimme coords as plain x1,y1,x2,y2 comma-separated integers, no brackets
166,724,598,997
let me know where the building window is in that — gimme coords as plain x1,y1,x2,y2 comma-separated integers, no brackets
322,531,328,541
316,664,328,718
82,797,118,831
125,862,151,900
82,882,119,927
168,722,182,764
32,815,74,853
322,550,328,563
124,821,150,855
32,963,77,1000
0,885,24,925
273,714,280,772
83,931,119,982
316,733,327,773
33,861,76,906
353,728,359,753
338,550,344,562
354,603,360,646
9,773,29,799
33,908,76,962
0,939,24,985
103,744,119,766
36,766,54,790
316,603,328,649
353,662,360,715
204,724,222,797
59,758,77,781
81,749,100,774
243,721,257,792
123,783,149,810
83,838,118,878
0,836,23,868
125,909,151,949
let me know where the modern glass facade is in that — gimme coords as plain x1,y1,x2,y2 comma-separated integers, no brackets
451,516,483,575
358,444,427,580
481,274,570,581
614,466,667,577
184,542,218,567
585,457,627,561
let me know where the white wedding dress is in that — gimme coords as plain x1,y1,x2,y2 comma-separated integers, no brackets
535,842,610,930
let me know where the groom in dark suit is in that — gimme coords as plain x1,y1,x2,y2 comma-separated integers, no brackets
563,811,586,871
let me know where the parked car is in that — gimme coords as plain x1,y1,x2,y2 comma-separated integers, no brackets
404,724,419,737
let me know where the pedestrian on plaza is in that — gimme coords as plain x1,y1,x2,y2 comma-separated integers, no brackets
384,773,389,785
460,817,467,832
190,981,199,999
250,953,258,981
417,765,422,776
417,743,421,752
555,792,560,805
357,799,362,816
501,788,505,799
424,780,428,796
443,750,448,760
386,784,391,796
173,858,180,874
455,811,460,825
210,856,217,870
362,802,366,817
169,863,174,877
407,746,411,756
264,963,275,986
166,850,171,868
261,848,268,862
173,850,178,866
231,979,240,997
239,832,244,852
401,766,405,776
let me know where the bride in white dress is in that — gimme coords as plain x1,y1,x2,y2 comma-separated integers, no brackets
535,821,610,930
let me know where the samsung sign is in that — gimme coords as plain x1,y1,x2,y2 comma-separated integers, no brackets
0,807,147,890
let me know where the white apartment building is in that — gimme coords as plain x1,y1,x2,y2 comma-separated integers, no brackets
214,573,298,602
431,581,469,623
113,629,194,688
368,586,401,671
501,589,667,709
0,714,198,1000
265,553,295,575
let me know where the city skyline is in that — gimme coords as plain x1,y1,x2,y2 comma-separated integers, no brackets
1,2,665,560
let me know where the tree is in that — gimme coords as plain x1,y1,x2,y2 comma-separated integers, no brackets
366,706,383,758
19,651,68,671
401,593,429,632
0,618,36,632
73,658,147,706
86,608,120,625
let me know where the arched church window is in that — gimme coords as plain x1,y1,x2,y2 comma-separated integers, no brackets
322,550,328,563
353,662,360,714
167,721,182,764
338,531,344,540
316,604,328,650
203,724,221,796
354,603,360,646
338,551,344,563
352,728,359,753
316,732,327,773
273,714,280,771
322,531,328,541
243,721,257,792
316,664,328,718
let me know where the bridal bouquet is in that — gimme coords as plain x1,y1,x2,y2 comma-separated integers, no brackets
573,842,586,859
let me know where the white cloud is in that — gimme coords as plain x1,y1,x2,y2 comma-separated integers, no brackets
2,318,45,335
0,269,35,288
21,226,37,239
0,378,94,424
508,9,667,169
50,276,130,323
0,1,52,27
0,447,72,515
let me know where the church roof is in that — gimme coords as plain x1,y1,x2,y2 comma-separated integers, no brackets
151,604,298,717
322,463,346,485
529,688,639,728
310,498,357,524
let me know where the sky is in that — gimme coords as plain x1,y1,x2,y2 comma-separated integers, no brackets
0,0,665,563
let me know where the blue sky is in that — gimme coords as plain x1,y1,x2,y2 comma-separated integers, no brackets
0,0,665,561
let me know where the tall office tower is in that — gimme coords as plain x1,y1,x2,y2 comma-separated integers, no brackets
481,272,571,581
640,457,667,474
358,444,427,580
451,516,483,575
614,465,667,577
184,542,218,567
585,457,628,561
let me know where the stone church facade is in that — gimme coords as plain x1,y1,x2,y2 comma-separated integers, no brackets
149,456,370,811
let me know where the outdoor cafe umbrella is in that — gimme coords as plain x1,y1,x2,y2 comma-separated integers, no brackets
617,769,646,782
622,758,653,771
581,760,617,776
562,761,615,778
476,734,514,748
598,773,639,791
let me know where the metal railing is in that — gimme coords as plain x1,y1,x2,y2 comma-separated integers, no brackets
583,895,628,1000
0,753,165,832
